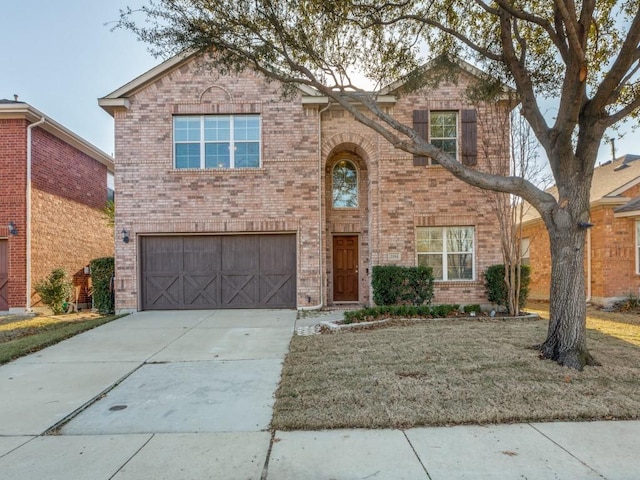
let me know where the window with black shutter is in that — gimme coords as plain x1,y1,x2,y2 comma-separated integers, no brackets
411,108,478,167
461,109,478,166
412,110,429,166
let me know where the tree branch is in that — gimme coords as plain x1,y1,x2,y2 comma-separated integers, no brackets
590,11,640,116
496,11,551,151
603,95,640,127
553,0,587,63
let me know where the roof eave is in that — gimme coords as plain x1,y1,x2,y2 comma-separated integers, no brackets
101,51,196,101
97,98,131,116
614,210,640,218
0,103,114,171
591,197,630,208
606,175,640,197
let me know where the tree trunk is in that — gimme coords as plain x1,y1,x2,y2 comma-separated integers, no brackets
538,221,599,370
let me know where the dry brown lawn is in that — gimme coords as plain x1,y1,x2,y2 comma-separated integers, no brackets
0,312,121,364
272,312,640,430
0,312,105,341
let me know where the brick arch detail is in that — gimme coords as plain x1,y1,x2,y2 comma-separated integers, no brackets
322,132,376,169
199,84,234,103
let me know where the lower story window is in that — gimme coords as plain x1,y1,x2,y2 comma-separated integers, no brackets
417,226,475,280
520,237,531,266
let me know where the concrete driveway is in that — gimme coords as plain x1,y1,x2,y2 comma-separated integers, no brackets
0,309,295,479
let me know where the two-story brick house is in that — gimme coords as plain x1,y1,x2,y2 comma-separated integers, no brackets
0,100,114,312
99,53,511,312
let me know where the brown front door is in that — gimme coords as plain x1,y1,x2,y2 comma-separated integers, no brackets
333,235,358,302
0,240,8,311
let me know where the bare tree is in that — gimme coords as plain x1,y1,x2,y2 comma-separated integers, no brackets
478,105,550,315
117,1,640,369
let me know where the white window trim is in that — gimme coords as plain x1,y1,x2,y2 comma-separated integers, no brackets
429,111,459,163
416,226,476,281
173,115,262,169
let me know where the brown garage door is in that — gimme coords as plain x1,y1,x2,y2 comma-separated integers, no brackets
0,240,8,311
140,234,296,310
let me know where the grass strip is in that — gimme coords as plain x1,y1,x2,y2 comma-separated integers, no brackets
0,315,124,365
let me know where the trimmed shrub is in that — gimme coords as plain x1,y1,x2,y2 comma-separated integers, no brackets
341,304,463,324
90,257,115,314
431,304,459,317
34,268,72,315
463,304,482,314
484,264,531,309
371,265,434,306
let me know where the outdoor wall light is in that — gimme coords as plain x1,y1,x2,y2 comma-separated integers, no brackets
8,221,17,236
578,221,595,229
121,229,130,243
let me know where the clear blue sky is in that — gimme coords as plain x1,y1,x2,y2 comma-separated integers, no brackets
0,1,156,156
0,1,635,164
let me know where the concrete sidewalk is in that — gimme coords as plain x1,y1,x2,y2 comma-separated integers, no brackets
0,309,639,479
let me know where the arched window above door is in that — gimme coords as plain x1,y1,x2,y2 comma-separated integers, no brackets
332,160,358,208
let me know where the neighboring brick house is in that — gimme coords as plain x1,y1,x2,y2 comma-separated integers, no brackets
521,154,640,307
99,53,512,312
0,100,115,312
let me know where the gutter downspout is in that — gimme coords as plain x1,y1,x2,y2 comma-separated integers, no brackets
26,116,46,312
299,101,331,311
586,227,592,302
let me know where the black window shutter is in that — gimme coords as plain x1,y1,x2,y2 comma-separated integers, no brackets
461,109,478,166
412,110,429,166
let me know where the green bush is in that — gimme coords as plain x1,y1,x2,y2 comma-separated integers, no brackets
484,264,531,308
371,265,434,306
90,257,115,314
34,268,72,315
463,304,482,314
341,304,462,324
431,304,459,317
614,293,640,313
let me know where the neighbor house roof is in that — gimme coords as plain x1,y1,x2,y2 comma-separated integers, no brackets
614,195,640,216
521,153,640,224
0,100,114,171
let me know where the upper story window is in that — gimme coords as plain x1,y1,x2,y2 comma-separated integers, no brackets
430,111,458,160
332,160,358,208
417,226,475,281
412,109,477,167
174,115,260,169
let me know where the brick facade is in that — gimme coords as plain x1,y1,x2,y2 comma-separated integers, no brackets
0,104,114,311
1,118,28,309
104,56,509,311
522,191,640,307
